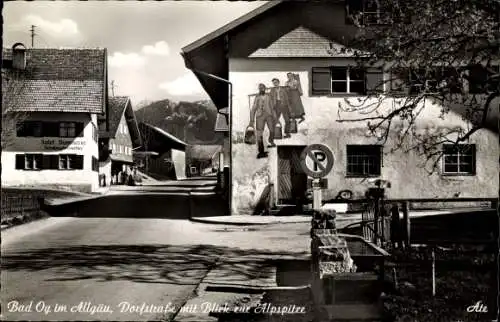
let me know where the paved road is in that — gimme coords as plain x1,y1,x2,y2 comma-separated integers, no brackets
1,206,314,321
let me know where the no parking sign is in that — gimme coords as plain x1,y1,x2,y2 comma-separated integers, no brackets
300,144,334,178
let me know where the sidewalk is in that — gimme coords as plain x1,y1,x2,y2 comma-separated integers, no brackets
190,208,492,226
190,215,311,226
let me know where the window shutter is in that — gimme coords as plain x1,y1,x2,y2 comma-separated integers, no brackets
74,155,84,169
42,155,52,170
311,67,331,95
48,155,59,169
471,144,477,175
16,122,25,137
43,122,60,137
366,69,385,93
389,68,409,94
76,123,84,137
15,154,25,169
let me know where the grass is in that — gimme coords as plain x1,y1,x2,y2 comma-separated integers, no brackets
382,245,497,322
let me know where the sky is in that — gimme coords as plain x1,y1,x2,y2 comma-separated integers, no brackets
3,1,265,107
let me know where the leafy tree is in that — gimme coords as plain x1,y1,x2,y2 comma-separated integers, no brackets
1,69,30,150
338,0,499,171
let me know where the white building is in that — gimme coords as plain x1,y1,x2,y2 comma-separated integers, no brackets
1,43,107,193
181,1,499,216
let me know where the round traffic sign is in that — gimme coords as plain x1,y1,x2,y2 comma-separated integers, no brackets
300,144,334,178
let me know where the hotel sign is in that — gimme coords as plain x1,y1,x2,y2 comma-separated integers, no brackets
41,139,86,151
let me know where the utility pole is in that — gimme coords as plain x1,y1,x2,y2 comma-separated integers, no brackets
30,25,36,48
110,80,115,97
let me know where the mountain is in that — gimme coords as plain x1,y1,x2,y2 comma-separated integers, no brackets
134,99,224,145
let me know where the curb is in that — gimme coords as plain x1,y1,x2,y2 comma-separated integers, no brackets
205,284,310,293
188,217,311,226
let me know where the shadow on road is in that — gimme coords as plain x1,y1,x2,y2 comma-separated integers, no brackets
44,193,226,219
2,244,308,287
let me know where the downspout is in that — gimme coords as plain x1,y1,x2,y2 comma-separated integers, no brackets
181,52,233,216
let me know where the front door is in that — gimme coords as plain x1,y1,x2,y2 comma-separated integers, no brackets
277,145,308,205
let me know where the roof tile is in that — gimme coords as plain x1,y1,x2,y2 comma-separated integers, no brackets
2,47,106,114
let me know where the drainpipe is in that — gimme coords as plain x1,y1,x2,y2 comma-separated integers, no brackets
181,53,232,216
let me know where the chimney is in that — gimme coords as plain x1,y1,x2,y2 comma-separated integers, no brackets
12,43,27,70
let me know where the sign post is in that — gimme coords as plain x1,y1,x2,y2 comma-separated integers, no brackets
300,144,334,210
312,179,322,210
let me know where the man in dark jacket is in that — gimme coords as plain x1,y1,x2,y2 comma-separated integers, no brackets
249,83,276,158
269,78,292,138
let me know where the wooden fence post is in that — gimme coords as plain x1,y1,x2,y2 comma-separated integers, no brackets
402,201,410,250
374,198,380,246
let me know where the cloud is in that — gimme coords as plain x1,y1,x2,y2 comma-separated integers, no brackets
108,52,146,68
159,73,205,96
142,41,170,56
22,15,79,37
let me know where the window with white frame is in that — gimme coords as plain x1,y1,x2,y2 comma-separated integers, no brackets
15,154,42,170
442,144,476,175
346,145,382,177
312,67,367,95
59,154,84,170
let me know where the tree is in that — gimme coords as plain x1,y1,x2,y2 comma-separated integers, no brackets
1,69,30,150
338,0,499,172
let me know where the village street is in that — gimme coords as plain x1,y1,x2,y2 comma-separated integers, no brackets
1,205,320,321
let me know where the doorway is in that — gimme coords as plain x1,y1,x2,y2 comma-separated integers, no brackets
277,145,308,206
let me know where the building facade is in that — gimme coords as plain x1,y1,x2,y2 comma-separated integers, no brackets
2,44,107,193
98,96,141,186
185,144,222,177
183,1,499,215
134,122,186,180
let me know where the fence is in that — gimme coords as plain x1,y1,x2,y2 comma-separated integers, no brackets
332,197,497,249
1,188,85,223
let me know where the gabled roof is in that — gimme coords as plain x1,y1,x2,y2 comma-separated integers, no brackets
99,96,129,136
250,26,352,58
186,145,222,161
2,47,106,114
138,122,187,152
181,0,346,110
181,1,285,110
99,96,142,148
182,1,284,53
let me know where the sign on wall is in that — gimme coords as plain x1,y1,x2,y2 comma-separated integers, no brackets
42,139,86,151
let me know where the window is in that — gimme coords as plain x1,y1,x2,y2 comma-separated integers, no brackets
468,65,499,94
389,67,463,95
59,154,84,170
442,144,476,175
92,156,99,172
346,0,407,25
43,122,60,137
346,145,382,177
312,67,367,95
59,122,76,137
17,121,42,137
15,154,42,170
